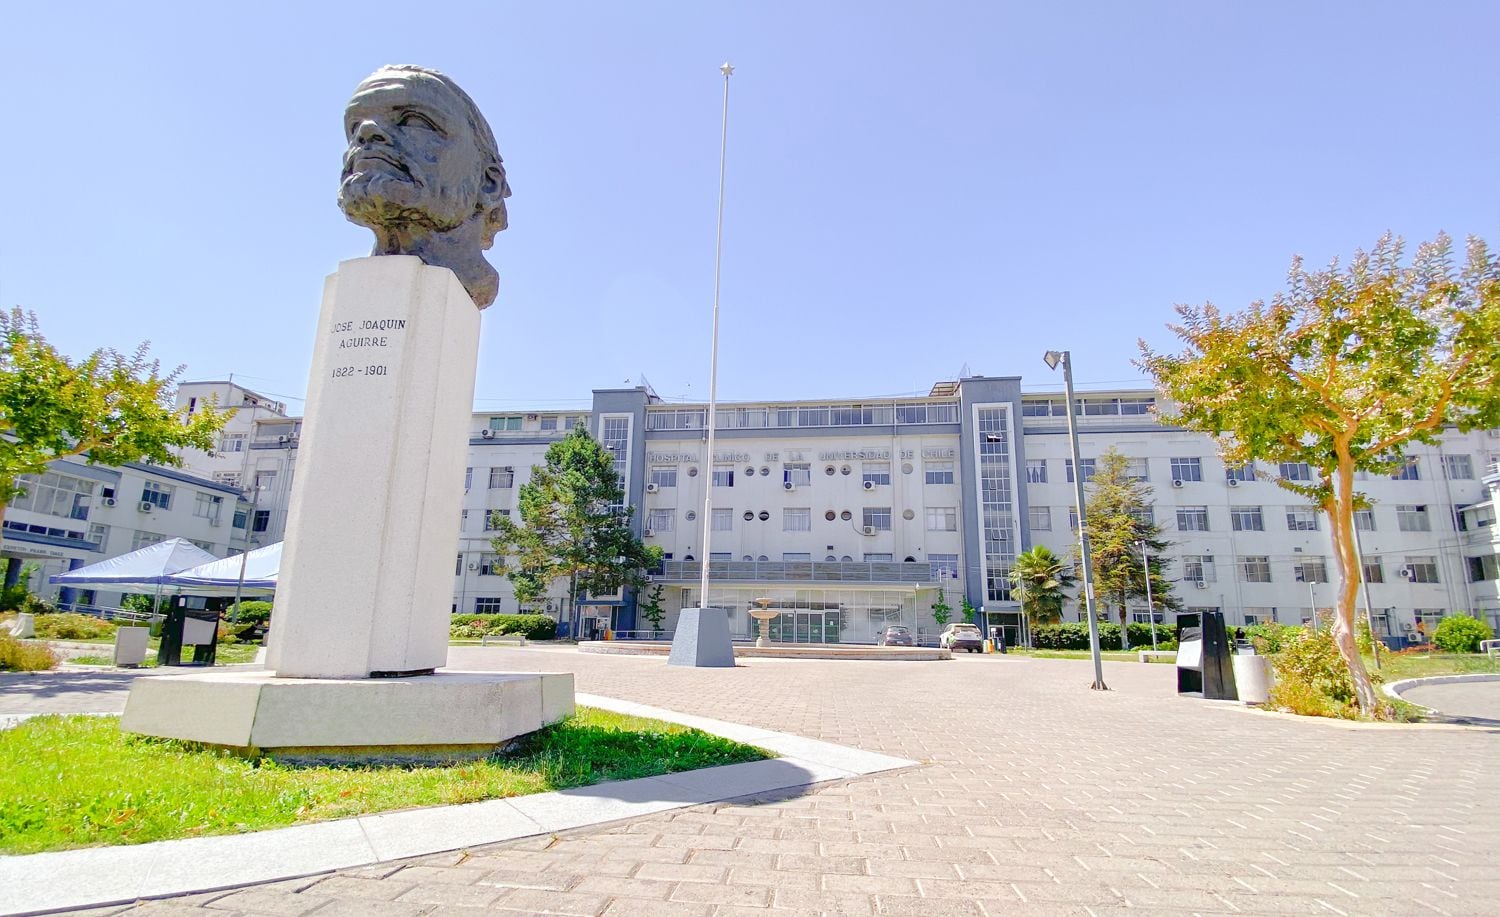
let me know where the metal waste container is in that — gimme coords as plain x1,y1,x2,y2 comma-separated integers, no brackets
1231,643,1270,704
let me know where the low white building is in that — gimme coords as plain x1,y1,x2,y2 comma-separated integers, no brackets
173,376,1500,643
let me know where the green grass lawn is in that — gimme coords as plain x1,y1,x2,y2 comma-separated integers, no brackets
0,708,768,855
1009,648,1154,662
1373,651,1500,681
64,640,261,667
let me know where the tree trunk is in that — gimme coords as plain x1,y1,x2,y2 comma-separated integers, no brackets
1330,452,1385,717
1119,606,1129,650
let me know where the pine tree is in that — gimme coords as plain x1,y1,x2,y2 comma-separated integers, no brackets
1084,448,1179,649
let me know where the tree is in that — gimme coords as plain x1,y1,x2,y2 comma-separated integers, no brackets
930,587,952,629
1083,448,1178,650
1139,233,1500,716
0,309,227,547
638,582,666,637
960,596,976,625
490,427,661,630
1008,545,1075,632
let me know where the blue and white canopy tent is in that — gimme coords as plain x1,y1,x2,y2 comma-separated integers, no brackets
49,537,221,614
165,542,281,595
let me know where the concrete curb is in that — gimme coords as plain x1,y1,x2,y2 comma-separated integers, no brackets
0,695,917,916
1382,672,1500,713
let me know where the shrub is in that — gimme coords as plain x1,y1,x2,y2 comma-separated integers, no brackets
32,613,116,641
1265,625,1385,719
1246,623,1302,656
1432,614,1493,654
0,634,59,671
21,596,56,616
449,614,556,641
1029,621,1176,650
227,601,273,628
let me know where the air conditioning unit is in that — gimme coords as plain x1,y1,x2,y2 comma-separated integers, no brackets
1226,477,1240,488
480,428,495,439
467,561,478,571
526,414,538,421
1398,566,1414,580
1193,580,1207,589
102,497,117,507
645,482,659,494
862,480,876,491
643,528,655,537
1400,621,1414,632
783,481,796,492
861,525,876,536
1171,479,1185,488
138,501,154,513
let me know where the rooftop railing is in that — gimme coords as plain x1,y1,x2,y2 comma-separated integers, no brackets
656,559,945,584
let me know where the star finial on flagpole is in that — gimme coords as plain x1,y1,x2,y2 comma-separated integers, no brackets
720,62,734,77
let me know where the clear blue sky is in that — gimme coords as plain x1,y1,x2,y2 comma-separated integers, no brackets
3,2,1496,411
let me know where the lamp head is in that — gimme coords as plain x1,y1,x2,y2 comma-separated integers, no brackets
1042,350,1064,370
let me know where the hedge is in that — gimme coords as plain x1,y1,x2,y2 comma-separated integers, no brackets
450,613,556,641
1029,621,1177,651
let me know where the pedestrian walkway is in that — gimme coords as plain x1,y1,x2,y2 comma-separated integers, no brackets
9,649,1500,915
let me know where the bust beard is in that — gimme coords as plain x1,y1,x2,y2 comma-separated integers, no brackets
339,173,498,308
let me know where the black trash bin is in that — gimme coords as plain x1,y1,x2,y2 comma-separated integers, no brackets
157,597,220,666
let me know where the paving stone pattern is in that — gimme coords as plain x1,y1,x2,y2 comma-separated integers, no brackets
42,649,1500,916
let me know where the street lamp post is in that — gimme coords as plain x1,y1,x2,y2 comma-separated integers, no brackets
230,480,264,624
1043,350,1106,691
1137,539,1158,652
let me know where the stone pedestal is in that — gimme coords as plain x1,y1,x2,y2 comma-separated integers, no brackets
667,607,735,667
121,671,574,763
266,256,479,679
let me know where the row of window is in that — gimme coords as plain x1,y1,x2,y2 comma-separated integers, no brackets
1026,503,1442,534
645,402,961,431
1024,454,1479,485
647,461,957,489
644,506,956,534
459,508,512,532
12,471,232,525
464,467,515,490
485,415,586,432
1021,396,1155,417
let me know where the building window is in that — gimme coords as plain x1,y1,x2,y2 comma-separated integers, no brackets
1242,607,1274,626
252,510,270,533
1354,509,1375,532
478,553,503,576
1226,463,1255,483
460,509,469,531
1025,460,1047,484
925,461,955,485
782,552,811,563
87,523,107,545
712,464,734,487
649,466,677,489
1230,506,1265,532
783,508,812,532
1068,508,1079,530
926,507,958,531
783,463,812,487
711,508,732,532
474,597,504,613
647,508,675,533
564,415,584,430
11,471,96,520
895,403,959,424
483,510,510,531
1293,558,1329,583
1182,555,1215,585
1028,506,1051,531
455,553,464,576
862,507,892,532
233,510,247,530
464,467,473,490
218,433,246,453
488,415,522,431
1279,462,1313,482
1286,507,1320,531
1124,457,1149,482
1468,555,1500,583
141,481,174,511
539,415,558,431
1169,457,1202,482
863,553,893,562
131,530,166,551
1396,504,1431,532
1414,609,1446,631
193,493,222,523
1177,506,1210,532
1403,557,1440,584
600,416,631,505
1443,454,1474,479
1361,560,1385,584
1392,456,1421,480
1240,556,1272,583
489,466,515,489
1064,458,1096,483
929,553,959,578
862,462,891,486
1128,506,1154,525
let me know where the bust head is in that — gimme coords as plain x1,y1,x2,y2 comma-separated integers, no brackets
338,65,511,308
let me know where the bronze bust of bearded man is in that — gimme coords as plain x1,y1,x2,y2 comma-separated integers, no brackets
338,65,511,309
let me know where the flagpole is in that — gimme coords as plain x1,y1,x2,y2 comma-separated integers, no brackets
698,62,733,613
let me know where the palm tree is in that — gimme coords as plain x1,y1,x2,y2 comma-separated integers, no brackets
1008,545,1075,635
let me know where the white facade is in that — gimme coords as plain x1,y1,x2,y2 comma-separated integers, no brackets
171,377,1500,642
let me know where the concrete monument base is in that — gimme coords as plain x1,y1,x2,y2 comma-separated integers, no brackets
666,607,735,668
121,670,574,763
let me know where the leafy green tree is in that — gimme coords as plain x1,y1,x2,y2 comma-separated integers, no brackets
491,428,661,630
638,583,666,637
1139,233,1500,717
1008,545,1075,632
930,587,951,629
0,309,227,547
1084,448,1178,650
960,596,976,625
1432,614,1493,654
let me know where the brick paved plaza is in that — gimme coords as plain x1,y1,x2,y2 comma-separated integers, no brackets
21,649,1500,916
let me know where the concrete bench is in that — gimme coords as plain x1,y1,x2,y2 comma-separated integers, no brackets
480,634,527,647
1138,650,1177,663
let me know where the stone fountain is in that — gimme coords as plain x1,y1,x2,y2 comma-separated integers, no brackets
749,598,780,648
